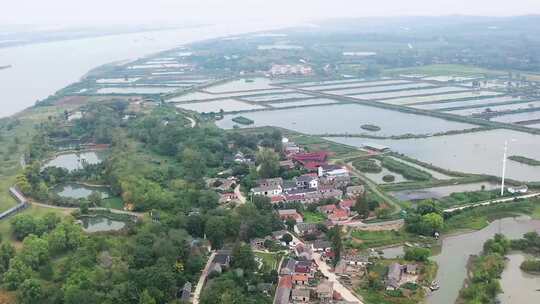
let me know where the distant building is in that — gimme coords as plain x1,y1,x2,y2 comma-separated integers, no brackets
507,185,528,194
311,240,332,252
294,223,318,236
269,64,313,76
278,209,304,223
291,288,311,302
346,185,365,198
274,275,293,304
316,280,334,303
318,164,349,178
386,263,402,290
251,184,283,197
362,143,390,153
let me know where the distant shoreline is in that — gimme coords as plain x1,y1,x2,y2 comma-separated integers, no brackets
0,65,12,70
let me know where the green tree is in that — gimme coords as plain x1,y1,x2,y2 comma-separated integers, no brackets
181,148,207,183
18,279,42,304
256,149,280,178
88,191,102,207
422,213,444,233
355,197,370,219
79,201,90,214
205,217,227,249
281,233,293,245
404,247,431,262
10,214,37,240
0,242,15,273
19,234,49,270
231,243,257,271
139,289,157,304
4,257,32,290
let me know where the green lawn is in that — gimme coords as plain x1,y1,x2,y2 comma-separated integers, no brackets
101,197,124,210
303,211,326,223
254,252,282,272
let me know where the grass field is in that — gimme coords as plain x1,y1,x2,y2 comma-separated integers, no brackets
254,251,282,272
302,211,326,223
101,197,124,210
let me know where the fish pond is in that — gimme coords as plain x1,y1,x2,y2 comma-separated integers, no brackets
327,129,540,182
53,183,110,199
81,216,126,233
216,104,478,137
43,151,106,171
389,182,500,201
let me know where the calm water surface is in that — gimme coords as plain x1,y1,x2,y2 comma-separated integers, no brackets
82,216,126,233
217,104,478,136
0,23,281,117
54,183,110,199
389,182,500,201
498,252,540,304
43,151,105,171
427,217,540,304
327,129,540,182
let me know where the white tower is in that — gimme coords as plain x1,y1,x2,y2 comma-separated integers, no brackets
500,140,508,196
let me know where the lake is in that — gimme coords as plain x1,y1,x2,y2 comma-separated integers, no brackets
216,104,478,136
43,151,105,171
327,129,540,182
81,216,126,233
0,23,281,117
427,217,540,304
53,183,110,199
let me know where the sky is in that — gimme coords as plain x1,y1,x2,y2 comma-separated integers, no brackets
2,0,540,26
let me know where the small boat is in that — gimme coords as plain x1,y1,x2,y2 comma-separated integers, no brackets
429,281,440,291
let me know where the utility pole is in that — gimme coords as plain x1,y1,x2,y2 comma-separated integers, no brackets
500,140,508,196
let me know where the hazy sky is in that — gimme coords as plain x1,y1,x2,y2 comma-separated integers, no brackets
3,0,540,26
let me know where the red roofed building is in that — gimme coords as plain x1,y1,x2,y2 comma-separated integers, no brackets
328,208,349,221
292,274,308,285
292,152,328,163
339,199,355,210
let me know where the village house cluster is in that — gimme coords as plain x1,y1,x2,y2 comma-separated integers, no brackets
250,143,363,208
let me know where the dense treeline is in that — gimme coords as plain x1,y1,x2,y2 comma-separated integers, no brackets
4,101,289,303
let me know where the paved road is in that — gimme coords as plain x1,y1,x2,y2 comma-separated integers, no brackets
444,192,540,213
193,251,216,304
313,252,363,304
